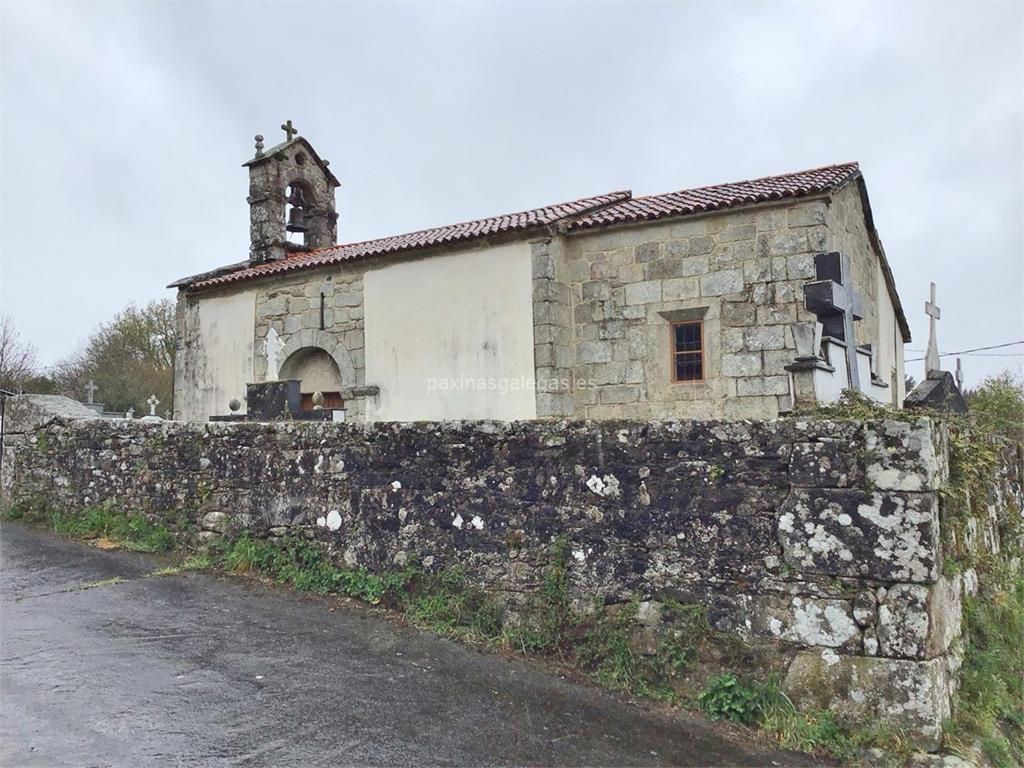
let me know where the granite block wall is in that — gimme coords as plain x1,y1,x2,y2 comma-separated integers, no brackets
554,195,890,420
0,396,973,749
253,266,367,420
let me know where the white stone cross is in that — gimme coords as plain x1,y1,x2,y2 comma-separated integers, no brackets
147,394,160,416
925,282,941,374
84,379,98,404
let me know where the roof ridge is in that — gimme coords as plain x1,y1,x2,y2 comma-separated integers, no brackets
629,161,860,204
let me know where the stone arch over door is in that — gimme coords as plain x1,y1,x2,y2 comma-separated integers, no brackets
276,329,358,392
280,347,343,409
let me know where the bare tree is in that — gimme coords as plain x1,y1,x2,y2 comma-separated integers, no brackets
0,314,39,392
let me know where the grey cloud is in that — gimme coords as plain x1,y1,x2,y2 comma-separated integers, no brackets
1,1,1020,385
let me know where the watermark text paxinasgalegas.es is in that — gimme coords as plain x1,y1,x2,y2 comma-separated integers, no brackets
425,375,594,395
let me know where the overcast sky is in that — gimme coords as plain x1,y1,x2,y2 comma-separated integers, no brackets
1,0,1021,386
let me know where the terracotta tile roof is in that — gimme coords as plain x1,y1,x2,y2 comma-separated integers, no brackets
179,163,861,291
184,191,631,290
566,162,860,231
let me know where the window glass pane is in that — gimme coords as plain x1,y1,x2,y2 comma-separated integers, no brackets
675,354,703,381
674,322,701,352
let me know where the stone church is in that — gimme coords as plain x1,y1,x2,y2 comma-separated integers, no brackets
170,125,910,423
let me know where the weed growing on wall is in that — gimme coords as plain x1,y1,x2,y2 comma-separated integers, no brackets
403,567,505,642
573,598,708,702
945,577,1024,768
2,500,174,553
697,673,911,764
942,375,1024,766
220,532,416,605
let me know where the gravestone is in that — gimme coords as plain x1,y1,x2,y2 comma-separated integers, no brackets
140,394,163,423
246,380,301,421
81,380,105,415
905,370,968,413
905,281,967,413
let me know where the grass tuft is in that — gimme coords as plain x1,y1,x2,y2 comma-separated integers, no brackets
5,500,176,553
48,505,176,553
697,673,911,763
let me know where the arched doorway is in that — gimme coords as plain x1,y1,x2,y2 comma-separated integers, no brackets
279,347,344,410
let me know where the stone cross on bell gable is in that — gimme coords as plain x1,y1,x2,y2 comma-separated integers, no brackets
147,394,160,416
925,282,941,375
281,119,297,141
84,379,98,404
803,251,864,390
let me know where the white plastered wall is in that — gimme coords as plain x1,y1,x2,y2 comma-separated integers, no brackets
363,242,537,421
875,264,906,405
179,289,256,421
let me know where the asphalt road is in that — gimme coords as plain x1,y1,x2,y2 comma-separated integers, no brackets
0,522,820,767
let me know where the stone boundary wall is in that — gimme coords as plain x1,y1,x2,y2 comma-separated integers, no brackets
1,395,966,749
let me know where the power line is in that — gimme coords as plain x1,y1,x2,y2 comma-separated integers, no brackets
952,353,1024,358
905,340,1024,363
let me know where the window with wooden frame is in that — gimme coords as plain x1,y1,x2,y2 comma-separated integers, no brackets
671,321,704,382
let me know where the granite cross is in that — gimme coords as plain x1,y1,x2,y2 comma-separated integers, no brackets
925,282,941,374
803,251,864,390
84,379,98,405
281,119,297,141
147,394,160,416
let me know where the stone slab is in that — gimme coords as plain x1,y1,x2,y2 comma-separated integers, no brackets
783,650,954,751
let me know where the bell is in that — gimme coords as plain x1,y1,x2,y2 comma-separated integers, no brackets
286,205,308,233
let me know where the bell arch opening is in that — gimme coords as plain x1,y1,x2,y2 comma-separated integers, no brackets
279,346,344,410
284,181,311,246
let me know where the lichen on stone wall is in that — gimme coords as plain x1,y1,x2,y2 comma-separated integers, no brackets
0,395,983,750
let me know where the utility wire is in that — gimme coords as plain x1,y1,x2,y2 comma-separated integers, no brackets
905,340,1024,363
950,353,1024,358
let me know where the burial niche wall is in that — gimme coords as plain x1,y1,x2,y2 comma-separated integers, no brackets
279,347,344,410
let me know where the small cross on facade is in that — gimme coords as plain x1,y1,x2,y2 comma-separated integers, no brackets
281,119,297,141
802,251,865,391
147,394,160,416
925,282,942,374
84,379,98,404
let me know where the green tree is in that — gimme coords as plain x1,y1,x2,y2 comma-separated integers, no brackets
55,300,176,415
965,371,1024,442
